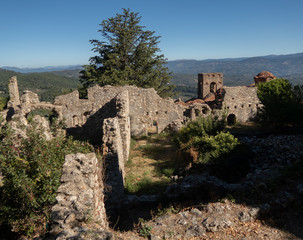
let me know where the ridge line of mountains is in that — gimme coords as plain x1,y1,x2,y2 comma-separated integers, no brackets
2,52,303,76
1,52,303,101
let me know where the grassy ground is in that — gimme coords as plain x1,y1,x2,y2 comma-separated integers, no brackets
124,132,184,195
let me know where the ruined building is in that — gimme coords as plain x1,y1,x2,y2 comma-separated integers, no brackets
198,73,223,99
0,74,263,238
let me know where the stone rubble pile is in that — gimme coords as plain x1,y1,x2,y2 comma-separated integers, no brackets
147,201,263,240
239,134,303,185
239,134,303,170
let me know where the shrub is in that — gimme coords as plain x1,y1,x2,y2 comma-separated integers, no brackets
173,116,251,182
0,124,93,238
0,97,8,111
192,131,240,164
257,78,302,125
173,115,226,150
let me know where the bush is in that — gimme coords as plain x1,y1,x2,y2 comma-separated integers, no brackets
0,97,8,111
0,124,93,238
173,115,226,150
173,116,251,182
192,131,240,164
257,78,302,125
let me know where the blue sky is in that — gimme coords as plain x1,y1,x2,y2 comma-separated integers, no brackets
1,0,303,68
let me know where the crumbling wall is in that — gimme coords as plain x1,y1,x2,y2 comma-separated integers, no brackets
54,85,183,136
102,117,125,212
7,76,20,108
3,77,63,125
223,86,262,122
198,73,223,99
50,153,109,239
115,90,131,164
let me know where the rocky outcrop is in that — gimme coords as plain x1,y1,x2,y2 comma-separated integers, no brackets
50,153,109,239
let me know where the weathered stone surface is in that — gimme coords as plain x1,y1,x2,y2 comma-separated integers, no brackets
20,90,40,105
223,86,262,122
102,117,125,211
32,115,52,140
115,90,131,164
55,85,184,136
50,153,108,239
2,77,63,128
198,73,223,99
7,76,20,108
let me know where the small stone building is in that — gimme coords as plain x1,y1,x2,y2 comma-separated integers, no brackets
197,73,262,123
198,73,223,99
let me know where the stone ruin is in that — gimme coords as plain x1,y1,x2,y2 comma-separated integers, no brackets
50,153,110,239
254,71,276,85
0,73,263,238
198,72,223,99
178,72,262,124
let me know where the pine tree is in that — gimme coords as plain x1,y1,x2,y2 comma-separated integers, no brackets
80,8,174,98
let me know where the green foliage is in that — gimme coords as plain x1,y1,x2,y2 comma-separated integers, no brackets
192,131,240,164
26,108,58,125
124,172,170,195
0,97,8,110
138,143,168,159
173,116,251,182
162,168,174,177
294,85,303,100
80,8,174,98
154,205,181,217
0,69,80,102
138,218,152,238
257,78,302,125
0,124,93,237
173,115,226,150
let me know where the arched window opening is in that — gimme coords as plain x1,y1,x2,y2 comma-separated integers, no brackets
210,82,217,93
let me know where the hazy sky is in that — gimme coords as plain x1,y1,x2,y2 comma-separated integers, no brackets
1,0,303,68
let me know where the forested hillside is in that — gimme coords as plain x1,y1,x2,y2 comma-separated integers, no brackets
0,69,80,101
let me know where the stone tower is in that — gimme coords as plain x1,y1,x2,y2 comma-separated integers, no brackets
198,73,223,99
7,76,20,108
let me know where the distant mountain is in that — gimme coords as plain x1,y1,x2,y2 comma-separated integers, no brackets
1,65,83,73
3,52,303,77
167,52,303,76
2,52,303,101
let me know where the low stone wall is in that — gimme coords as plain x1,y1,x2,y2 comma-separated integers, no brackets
50,153,108,239
102,117,125,212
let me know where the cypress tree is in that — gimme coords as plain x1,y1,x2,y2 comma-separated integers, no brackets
80,8,174,98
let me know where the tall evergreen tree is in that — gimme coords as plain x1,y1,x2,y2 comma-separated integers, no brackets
80,8,174,98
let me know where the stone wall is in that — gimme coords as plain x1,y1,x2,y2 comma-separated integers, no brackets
54,85,184,137
50,153,109,239
102,117,125,212
223,86,262,122
198,73,223,99
7,76,20,108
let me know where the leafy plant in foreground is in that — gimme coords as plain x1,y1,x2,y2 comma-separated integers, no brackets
0,123,93,237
